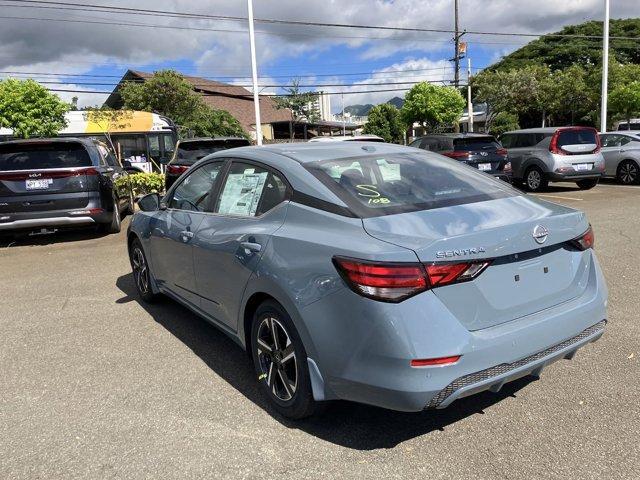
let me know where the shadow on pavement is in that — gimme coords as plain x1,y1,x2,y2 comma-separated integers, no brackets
116,272,535,450
0,226,108,248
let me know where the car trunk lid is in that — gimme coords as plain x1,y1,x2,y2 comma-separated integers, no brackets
363,195,591,330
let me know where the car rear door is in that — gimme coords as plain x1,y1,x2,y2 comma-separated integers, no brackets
192,160,289,331
0,142,95,218
148,160,225,307
600,134,625,176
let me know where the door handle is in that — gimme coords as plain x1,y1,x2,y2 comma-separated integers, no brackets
240,241,262,253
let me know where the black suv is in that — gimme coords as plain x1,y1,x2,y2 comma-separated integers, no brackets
0,138,133,235
409,133,512,182
165,137,251,189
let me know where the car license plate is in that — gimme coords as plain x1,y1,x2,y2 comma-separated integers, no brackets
574,163,592,171
25,179,53,190
478,163,492,171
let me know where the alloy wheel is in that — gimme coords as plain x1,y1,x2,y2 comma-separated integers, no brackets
619,161,638,184
131,247,149,295
527,170,541,190
256,316,297,402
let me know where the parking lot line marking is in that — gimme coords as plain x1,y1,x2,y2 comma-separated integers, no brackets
595,184,640,190
535,194,583,201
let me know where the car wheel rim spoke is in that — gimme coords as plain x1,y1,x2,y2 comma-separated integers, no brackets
257,316,297,402
132,249,148,294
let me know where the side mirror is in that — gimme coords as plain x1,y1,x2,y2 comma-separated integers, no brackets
138,193,163,212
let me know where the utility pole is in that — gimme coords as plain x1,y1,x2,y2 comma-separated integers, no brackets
247,0,262,145
453,0,460,90
600,0,610,133
467,58,473,133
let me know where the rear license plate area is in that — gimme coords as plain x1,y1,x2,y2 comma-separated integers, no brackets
574,163,592,171
25,179,53,190
478,163,492,171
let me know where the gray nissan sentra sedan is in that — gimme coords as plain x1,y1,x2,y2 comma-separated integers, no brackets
127,142,608,419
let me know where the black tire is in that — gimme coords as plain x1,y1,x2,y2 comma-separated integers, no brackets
125,190,135,216
99,197,121,234
129,238,159,303
250,300,319,419
616,160,640,185
524,166,548,192
576,178,599,190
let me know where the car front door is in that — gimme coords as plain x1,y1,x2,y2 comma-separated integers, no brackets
600,134,625,176
192,160,289,331
148,160,224,307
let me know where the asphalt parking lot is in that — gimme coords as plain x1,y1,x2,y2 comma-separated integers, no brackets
1,181,639,479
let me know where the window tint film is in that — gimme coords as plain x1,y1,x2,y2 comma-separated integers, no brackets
557,129,597,147
0,142,92,171
453,136,500,151
169,162,222,212
176,140,250,164
215,162,287,217
306,152,518,217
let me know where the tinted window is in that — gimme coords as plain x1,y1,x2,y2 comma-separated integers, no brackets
176,139,250,164
453,136,500,151
499,134,515,148
600,134,623,148
215,162,287,217
0,143,92,171
97,144,118,167
306,152,517,217
557,129,597,147
169,162,222,212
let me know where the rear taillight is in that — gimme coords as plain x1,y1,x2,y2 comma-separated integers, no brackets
167,164,189,175
333,257,490,302
570,225,595,250
496,148,508,156
0,167,97,181
503,161,512,173
441,151,470,159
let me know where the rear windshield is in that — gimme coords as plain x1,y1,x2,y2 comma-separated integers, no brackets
0,143,92,171
176,139,249,163
453,136,500,151
305,152,518,217
557,129,597,147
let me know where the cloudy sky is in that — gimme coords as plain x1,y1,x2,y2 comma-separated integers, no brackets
0,0,637,111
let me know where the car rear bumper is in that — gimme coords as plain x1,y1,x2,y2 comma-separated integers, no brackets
0,207,111,232
301,251,608,412
0,215,96,231
547,171,603,181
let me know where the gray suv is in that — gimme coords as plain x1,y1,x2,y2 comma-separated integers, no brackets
500,127,604,192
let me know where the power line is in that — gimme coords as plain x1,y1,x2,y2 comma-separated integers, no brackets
3,0,640,41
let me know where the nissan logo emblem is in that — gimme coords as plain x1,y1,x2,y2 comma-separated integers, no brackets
533,225,549,244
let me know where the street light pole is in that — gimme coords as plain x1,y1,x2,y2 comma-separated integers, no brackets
600,0,610,133
467,57,473,133
247,0,263,145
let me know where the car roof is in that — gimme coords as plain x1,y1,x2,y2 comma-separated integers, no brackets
0,137,97,149
503,127,596,135
178,137,249,144
308,135,383,142
415,133,493,139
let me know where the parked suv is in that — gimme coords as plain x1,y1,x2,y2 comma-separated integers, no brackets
409,134,511,182
499,127,604,192
599,132,640,185
0,138,132,235
165,137,251,189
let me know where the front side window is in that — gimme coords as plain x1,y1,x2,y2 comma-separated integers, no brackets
215,162,287,217
169,162,222,212
306,152,518,217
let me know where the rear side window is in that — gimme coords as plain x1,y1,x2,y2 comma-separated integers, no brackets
556,129,597,147
453,137,500,151
306,152,517,218
499,134,515,148
0,143,92,171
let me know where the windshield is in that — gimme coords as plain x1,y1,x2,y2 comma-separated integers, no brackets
0,142,92,171
305,152,518,218
176,139,249,164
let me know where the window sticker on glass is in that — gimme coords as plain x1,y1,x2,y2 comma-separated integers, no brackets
376,159,401,181
218,171,268,216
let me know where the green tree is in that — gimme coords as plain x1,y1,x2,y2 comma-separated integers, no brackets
400,82,465,131
0,78,69,138
184,106,248,139
273,79,320,139
489,112,520,137
546,65,595,125
609,81,640,129
119,70,203,127
362,103,404,143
